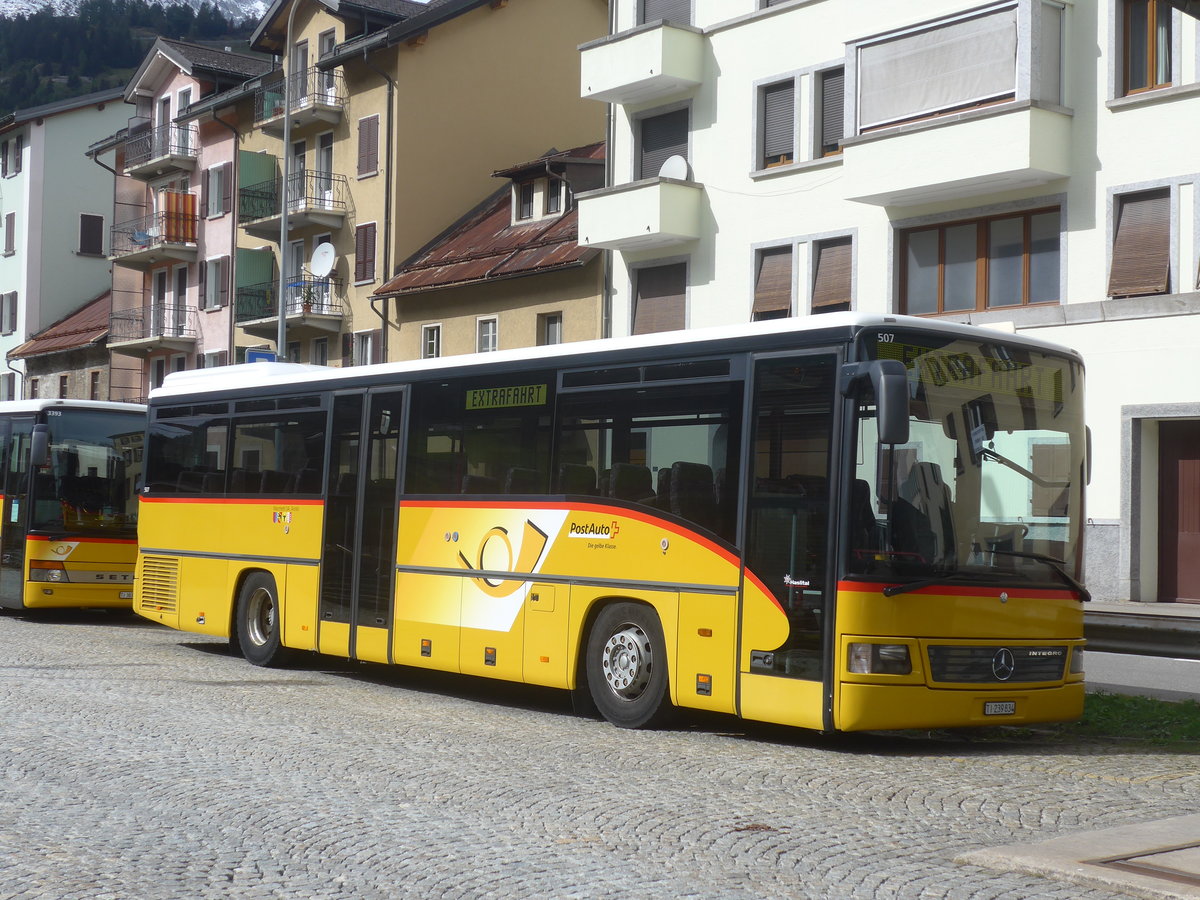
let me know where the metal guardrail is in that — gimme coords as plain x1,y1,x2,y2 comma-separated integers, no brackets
238,170,349,224
1084,610,1200,659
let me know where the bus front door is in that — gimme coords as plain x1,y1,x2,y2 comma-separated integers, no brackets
317,390,405,663
738,353,839,731
0,416,32,609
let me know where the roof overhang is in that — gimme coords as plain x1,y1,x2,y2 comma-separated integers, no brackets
252,0,340,54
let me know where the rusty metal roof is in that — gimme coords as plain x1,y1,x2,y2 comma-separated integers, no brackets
376,141,604,298
8,292,110,360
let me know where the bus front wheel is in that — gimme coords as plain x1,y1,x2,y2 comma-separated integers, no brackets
236,573,291,668
585,602,672,729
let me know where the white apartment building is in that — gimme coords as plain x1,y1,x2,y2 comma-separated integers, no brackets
578,0,1200,603
0,89,127,400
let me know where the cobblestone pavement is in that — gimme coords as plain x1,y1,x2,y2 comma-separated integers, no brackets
1,611,1196,900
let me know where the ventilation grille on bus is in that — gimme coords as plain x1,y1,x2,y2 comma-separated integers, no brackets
927,645,1067,684
139,556,180,613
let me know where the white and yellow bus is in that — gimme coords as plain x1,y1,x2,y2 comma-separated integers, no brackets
0,400,145,611
134,314,1088,732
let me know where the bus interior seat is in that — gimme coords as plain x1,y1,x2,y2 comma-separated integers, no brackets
557,463,597,495
229,469,258,494
655,467,672,510
201,472,225,494
260,470,291,494
411,454,463,494
609,463,653,502
461,474,501,494
294,468,322,494
504,467,541,494
894,462,955,563
176,469,209,493
669,461,716,530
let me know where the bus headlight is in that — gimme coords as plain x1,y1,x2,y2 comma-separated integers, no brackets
29,563,68,583
1069,647,1084,675
848,643,912,675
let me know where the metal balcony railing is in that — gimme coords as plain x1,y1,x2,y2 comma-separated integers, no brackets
254,67,346,123
109,305,198,344
235,276,344,324
110,205,199,258
124,123,199,169
238,170,349,224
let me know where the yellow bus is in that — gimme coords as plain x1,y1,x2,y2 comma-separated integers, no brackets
134,314,1088,732
0,400,145,611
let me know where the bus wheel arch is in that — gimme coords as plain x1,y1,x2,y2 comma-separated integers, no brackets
233,570,292,668
580,598,673,729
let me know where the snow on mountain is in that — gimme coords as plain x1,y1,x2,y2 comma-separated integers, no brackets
0,0,269,23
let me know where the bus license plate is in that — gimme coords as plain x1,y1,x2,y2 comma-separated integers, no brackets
984,701,1016,716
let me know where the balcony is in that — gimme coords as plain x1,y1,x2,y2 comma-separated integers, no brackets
580,23,703,106
108,304,198,356
239,170,349,239
576,177,702,251
123,121,198,180
255,67,346,135
235,276,345,340
840,103,1072,207
109,201,198,271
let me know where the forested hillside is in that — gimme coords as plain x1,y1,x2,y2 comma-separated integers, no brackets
0,0,255,113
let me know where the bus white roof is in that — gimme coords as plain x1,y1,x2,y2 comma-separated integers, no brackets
0,399,146,414
152,313,1082,401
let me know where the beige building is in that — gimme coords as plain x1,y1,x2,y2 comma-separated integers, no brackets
240,0,608,364
376,143,606,359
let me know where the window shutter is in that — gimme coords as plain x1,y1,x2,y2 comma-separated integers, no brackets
1032,443,1071,517
200,168,210,216
199,258,208,308
812,237,853,310
219,256,230,307
639,108,688,180
820,68,845,155
762,82,794,164
341,332,353,366
358,116,378,176
12,135,21,174
370,329,383,364
79,214,104,255
1,141,7,177
752,247,793,318
222,163,232,214
6,291,17,334
4,212,14,254
641,0,690,25
1108,189,1170,297
633,263,686,335
355,223,376,282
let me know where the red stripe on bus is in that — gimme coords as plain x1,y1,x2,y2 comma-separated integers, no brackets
27,535,137,545
400,498,744,570
837,580,1079,600
139,496,325,506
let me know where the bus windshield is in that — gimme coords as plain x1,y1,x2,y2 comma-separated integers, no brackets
850,329,1085,593
31,408,143,537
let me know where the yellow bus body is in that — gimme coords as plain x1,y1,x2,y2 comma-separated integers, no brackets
136,494,1082,732
22,534,137,609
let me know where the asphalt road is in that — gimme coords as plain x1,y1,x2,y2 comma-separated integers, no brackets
1085,649,1200,702
1,609,1196,900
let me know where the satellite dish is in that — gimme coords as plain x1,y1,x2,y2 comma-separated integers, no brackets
658,154,689,180
309,242,335,278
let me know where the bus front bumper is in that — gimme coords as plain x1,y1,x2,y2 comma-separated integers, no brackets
837,681,1085,732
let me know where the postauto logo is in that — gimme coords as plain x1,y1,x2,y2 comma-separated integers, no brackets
567,520,620,539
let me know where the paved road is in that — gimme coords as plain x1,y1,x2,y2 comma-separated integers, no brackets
1,610,1196,900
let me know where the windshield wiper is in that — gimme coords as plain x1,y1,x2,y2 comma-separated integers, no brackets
982,548,1091,602
882,572,978,598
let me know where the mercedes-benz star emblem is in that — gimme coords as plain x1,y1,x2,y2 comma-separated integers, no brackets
992,648,1016,681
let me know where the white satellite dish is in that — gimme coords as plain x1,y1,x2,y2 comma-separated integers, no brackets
309,242,335,278
658,154,690,180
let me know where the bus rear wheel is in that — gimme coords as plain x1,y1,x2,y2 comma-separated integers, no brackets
236,573,291,668
585,602,672,729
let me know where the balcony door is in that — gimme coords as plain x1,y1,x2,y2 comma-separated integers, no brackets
288,140,305,212
287,240,304,316
319,31,337,103
152,270,168,336
292,41,309,104
172,265,188,337
317,133,334,209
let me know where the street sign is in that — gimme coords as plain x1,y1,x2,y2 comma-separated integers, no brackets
246,349,277,363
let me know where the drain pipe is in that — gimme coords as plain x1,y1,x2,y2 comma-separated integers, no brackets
360,47,396,361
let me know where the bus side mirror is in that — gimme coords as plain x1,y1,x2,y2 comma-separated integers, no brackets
841,360,910,446
30,424,49,468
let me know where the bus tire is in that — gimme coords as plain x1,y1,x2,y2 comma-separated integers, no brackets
235,573,291,668
585,602,672,729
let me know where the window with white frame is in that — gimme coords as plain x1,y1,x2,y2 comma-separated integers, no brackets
28,377,38,399
759,80,795,169
517,181,535,220
421,324,441,359
311,337,329,366
201,350,228,368
89,371,101,401
58,375,68,399
205,163,230,218
538,312,563,345
287,341,301,363
1108,188,1171,297
544,177,563,215
752,246,793,321
354,330,381,365
476,317,498,353
201,257,228,310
